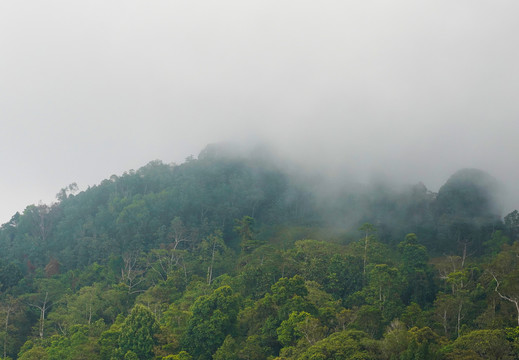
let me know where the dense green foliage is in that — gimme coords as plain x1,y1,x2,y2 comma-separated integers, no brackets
0,144,516,359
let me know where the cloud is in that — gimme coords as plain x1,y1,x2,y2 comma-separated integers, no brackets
0,1,518,222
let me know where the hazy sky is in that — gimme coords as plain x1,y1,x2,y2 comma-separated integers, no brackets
1,1,518,224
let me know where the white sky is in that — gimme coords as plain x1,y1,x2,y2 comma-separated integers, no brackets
1,1,519,223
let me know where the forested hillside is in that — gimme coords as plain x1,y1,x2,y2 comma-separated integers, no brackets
0,144,517,360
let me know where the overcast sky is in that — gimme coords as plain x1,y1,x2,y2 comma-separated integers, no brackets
1,1,518,224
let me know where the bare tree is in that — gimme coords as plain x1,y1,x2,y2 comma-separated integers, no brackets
0,296,17,358
490,272,519,326
121,252,147,294
359,223,376,280
169,217,189,250
27,292,50,339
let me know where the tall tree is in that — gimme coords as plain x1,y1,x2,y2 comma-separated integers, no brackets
359,223,377,279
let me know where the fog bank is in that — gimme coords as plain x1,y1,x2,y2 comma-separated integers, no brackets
1,1,518,222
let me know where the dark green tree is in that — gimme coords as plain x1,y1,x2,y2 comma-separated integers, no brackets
234,216,261,254
399,233,436,306
504,210,519,241
434,169,502,255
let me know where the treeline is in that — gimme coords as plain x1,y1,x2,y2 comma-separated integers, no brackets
0,143,517,359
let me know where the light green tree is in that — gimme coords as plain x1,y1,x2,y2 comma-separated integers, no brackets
118,304,159,360
183,286,240,360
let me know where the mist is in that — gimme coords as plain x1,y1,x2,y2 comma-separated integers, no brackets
1,1,518,223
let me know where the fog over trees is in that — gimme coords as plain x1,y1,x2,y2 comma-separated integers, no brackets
0,144,517,359
1,1,519,358
1,1,519,223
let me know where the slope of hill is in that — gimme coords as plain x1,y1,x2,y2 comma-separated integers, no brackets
0,144,515,360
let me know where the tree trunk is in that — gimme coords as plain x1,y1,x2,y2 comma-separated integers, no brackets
456,301,463,338
207,239,217,285
3,302,12,359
